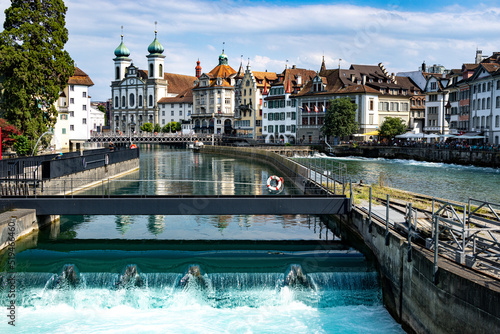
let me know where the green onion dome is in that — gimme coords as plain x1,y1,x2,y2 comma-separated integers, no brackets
148,32,164,54
114,36,130,57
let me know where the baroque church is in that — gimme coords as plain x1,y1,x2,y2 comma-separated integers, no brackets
111,30,196,134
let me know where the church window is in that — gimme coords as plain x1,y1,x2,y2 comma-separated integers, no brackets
115,96,119,107
159,64,163,77
129,93,135,107
116,67,120,80
122,96,126,107
149,64,154,77
149,95,153,106
139,95,143,107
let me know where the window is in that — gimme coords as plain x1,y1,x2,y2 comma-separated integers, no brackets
129,94,135,107
70,111,74,117
369,99,374,111
171,110,174,116
82,118,86,124
149,95,153,106
139,95,143,107
62,128,66,134
122,96,126,107
83,105,87,111
82,92,87,98
179,110,182,116
149,64,154,77
497,97,500,109
70,85,74,91
70,125,74,131
430,82,437,90
429,95,437,102
369,114,374,124
487,97,491,109
116,67,120,80
70,98,74,104
115,96,118,107
162,110,165,116
159,64,163,77
496,115,500,127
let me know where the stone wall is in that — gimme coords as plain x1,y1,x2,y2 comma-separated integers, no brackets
334,208,500,334
331,146,500,168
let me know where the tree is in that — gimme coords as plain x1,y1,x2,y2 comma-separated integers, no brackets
169,121,181,133
154,123,161,133
321,98,358,140
0,118,21,148
161,123,170,133
141,122,153,132
12,134,31,156
0,0,74,140
379,117,407,138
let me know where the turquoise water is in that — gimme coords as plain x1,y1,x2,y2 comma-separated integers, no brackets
299,155,500,203
1,146,403,333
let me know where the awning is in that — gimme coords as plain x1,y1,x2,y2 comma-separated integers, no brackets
363,130,380,136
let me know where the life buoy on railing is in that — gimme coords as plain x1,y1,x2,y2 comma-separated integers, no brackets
267,175,284,193
130,144,137,149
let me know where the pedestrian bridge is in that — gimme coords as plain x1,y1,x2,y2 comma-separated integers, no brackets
0,194,350,216
88,134,223,144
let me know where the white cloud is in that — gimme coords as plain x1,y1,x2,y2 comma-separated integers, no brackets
0,1,500,100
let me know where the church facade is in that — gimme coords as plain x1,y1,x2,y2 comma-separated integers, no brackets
110,32,195,135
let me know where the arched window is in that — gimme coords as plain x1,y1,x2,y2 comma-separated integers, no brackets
138,95,143,107
122,96,126,107
159,64,163,77
149,95,153,106
149,64,154,77
115,67,120,80
115,96,119,108
129,93,135,107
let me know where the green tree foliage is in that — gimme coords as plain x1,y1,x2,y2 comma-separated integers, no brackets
0,0,74,140
0,118,21,147
12,134,31,156
169,121,181,132
141,122,153,132
165,123,170,133
154,123,161,133
321,98,358,139
379,117,407,138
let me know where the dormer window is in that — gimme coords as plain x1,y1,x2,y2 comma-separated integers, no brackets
431,82,437,90
378,79,382,83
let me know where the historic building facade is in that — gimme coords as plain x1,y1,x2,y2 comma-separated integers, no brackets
191,51,238,134
234,62,278,140
110,32,195,135
262,66,315,143
294,61,414,143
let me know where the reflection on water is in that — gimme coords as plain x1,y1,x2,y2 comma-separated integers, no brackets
0,146,404,333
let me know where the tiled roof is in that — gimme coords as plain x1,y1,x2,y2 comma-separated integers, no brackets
68,67,94,86
208,64,237,78
157,88,193,104
481,63,500,73
164,73,197,94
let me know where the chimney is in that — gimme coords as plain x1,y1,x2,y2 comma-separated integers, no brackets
292,65,296,69
421,61,426,72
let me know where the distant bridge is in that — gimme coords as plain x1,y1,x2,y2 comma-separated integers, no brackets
0,194,350,216
88,134,223,144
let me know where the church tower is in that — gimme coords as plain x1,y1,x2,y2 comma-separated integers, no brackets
147,26,165,80
113,30,131,81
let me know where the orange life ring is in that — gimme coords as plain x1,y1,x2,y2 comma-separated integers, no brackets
267,175,284,192
130,144,137,149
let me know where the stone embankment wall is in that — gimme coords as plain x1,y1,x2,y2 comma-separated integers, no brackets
334,208,500,334
207,145,500,333
331,146,500,168
0,153,140,251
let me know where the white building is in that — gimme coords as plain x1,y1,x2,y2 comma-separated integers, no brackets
423,75,450,134
262,65,315,143
53,67,94,150
111,31,195,135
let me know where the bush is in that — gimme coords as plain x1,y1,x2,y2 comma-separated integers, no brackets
12,135,32,156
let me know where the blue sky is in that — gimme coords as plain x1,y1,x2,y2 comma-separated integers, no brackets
1,0,500,101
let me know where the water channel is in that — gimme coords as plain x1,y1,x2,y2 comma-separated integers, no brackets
296,155,500,204
1,145,403,333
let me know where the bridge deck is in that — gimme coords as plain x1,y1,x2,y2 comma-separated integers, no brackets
0,195,349,216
